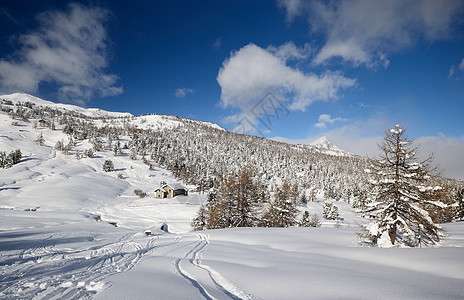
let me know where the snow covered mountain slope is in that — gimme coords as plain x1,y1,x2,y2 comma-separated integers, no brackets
1,93,225,131
1,94,464,299
310,136,340,150
307,136,353,157
2,93,132,118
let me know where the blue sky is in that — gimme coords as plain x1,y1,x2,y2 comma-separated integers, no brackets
0,1,463,179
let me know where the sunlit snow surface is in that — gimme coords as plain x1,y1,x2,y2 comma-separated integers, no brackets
1,95,463,299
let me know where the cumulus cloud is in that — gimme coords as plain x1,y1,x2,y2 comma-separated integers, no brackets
0,3,122,103
267,41,312,62
279,0,464,67
217,43,355,132
314,114,346,128
174,87,194,98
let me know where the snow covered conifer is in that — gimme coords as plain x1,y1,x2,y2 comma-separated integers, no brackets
322,201,339,220
36,133,45,146
363,124,444,247
262,180,299,227
300,211,311,227
103,160,114,172
191,205,208,231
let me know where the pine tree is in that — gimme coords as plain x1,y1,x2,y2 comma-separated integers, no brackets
300,211,311,227
0,151,8,169
457,188,464,221
55,140,63,151
36,133,45,146
113,141,122,156
262,180,299,227
103,160,114,172
363,124,444,247
323,201,339,220
299,193,307,205
191,205,208,230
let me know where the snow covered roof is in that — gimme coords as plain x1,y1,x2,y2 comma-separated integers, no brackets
154,187,167,192
163,183,186,190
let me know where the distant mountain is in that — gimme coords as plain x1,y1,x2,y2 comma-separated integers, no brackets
310,136,340,151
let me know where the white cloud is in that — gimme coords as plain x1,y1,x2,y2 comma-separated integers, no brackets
448,57,464,78
277,0,304,22
274,118,464,180
279,0,464,67
217,43,355,132
267,41,312,62
314,114,346,128
174,87,194,98
416,134,464,180
448,65,456,78
213,37,223,50
0,3,122,103
459,58,464,71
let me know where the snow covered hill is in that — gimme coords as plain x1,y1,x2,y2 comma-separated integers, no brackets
1,93,464,299
307,136,355,157
310,136,340,151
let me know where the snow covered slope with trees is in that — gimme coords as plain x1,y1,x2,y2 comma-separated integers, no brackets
1,93,463,299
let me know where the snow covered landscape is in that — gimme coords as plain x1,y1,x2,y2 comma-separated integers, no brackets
1,93,463,299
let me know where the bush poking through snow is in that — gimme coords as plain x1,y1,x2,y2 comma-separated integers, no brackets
84,149,94,158
102,160,114,172
134,189,147,198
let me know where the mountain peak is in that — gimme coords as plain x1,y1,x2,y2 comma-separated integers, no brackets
310,136,340,151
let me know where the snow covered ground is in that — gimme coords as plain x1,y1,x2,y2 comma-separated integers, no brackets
1,95,464,299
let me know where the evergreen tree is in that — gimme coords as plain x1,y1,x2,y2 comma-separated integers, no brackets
55,140,63,151
299,193,307,205
113,141,122,156
36,133,45,146
363,124,444,247
103,160,114,172
309,213,321,227
0,151,8,169
299,211,311,227
191,205,208,231
262,180,299,227
457,188,464,221
11,149,21,164
323,201,339,220
308,188,317,202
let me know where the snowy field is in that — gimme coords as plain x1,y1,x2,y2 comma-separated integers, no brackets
1,96,464,299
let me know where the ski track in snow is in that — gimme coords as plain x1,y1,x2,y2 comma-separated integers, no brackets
0,231,161,299
175,234,255,300
1,231,253,300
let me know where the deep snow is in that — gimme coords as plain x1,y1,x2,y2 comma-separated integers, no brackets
1,94,464,299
